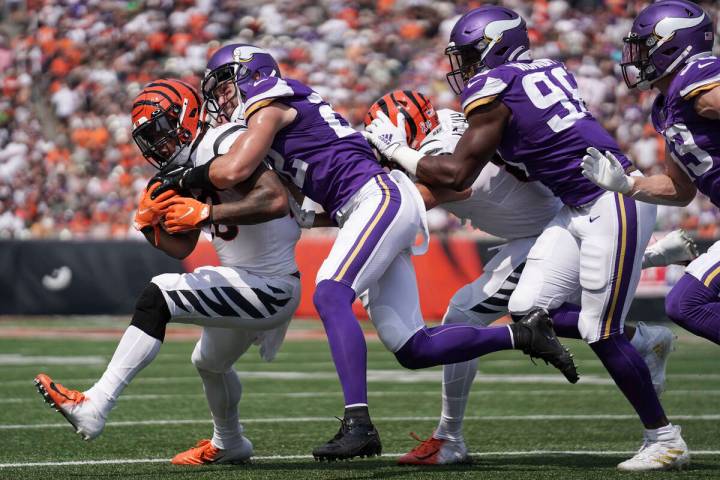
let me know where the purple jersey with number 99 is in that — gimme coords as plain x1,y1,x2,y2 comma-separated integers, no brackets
651,56,720,208
242,77,384,219
461,59,631,207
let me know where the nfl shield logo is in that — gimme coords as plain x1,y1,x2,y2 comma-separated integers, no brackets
705,32,713,41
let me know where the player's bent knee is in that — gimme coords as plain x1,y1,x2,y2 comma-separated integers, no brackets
130,283,171,342
191,341,227,374
507,289,534,316
313,280,354,318
394,329,431,370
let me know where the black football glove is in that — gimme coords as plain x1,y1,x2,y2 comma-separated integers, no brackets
150,161,215,199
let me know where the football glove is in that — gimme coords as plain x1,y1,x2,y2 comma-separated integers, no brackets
581,147,634,195
162,196,212,233
151,161,214,200
363,111,408,159
288,196,315,229
133,182,178,231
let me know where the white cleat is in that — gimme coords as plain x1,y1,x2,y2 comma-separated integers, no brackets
34,373,107,441
633,323,675,396
647,229,699,266
397,432,470,465
617,425,690,471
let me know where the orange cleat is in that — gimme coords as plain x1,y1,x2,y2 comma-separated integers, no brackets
397,432,470,465
171,437,253,465
33,373,106,440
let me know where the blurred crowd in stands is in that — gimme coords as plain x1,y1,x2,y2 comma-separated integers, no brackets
0,0,719,240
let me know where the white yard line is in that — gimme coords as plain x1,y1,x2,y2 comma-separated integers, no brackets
2,450,720,468
4,388,719,404
2,413,719,430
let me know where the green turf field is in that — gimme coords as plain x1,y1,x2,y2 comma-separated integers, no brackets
0,318,718,479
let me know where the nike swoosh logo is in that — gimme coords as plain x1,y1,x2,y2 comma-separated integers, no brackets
414,449,440,461
175,207,194,221
697,62,713,69
466,76,485,89
589,216,600,223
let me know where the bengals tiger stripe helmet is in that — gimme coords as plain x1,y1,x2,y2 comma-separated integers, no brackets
364,90,440,150
131,79,203,169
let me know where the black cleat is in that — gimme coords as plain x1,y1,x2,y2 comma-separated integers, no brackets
511,308,579,384
312,416,382,461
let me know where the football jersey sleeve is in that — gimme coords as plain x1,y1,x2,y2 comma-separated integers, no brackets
678,57,720,100
243,77,295,119
460,69,513,116
194,123,247,166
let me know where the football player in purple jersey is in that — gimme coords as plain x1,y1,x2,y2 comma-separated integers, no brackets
364,6,688,471
151,43,578,461
582,0,720,357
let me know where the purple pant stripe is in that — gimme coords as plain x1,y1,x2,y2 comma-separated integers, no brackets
332,174,401,286
600,193,638,338
701,260,720,284
609,194,638,332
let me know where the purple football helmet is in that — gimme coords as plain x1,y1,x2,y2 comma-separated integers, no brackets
622,0,713,90
201,43,281,123
445,6,530,94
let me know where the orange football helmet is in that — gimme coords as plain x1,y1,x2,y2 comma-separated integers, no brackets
364,90,440,150
131,79,202,169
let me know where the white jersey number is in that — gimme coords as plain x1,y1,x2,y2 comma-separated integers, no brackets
664,123,713,177
522,67,588,133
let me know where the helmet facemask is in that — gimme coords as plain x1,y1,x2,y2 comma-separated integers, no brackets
132,103,192,170
202,63,250,124
445,40,490,95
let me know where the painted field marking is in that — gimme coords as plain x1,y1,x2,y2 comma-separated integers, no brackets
2,413,719,430
2,450,720,468
4,388,720,404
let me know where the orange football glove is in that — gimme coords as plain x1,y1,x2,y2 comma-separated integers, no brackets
133,182,179,245
162,196,212,234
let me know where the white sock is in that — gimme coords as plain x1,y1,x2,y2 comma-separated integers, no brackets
85,325,161,417
197,366,244,450
646,423,675,441
435,358,478,442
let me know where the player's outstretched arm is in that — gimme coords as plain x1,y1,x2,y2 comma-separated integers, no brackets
210,165,290,225
208,104,297,189
695,85,720,120
629,151,697,206
582,146,696,206
392,101,509,191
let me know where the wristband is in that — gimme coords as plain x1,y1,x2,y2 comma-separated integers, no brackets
389,145,423,177
181,160,216,190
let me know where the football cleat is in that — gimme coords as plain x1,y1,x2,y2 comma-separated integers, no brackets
647,229,699,266
34,373,106,441
312,416,382,461
397,432,470,465
511,308,579,383
633,322,675,396
171,437,253,465
617,425,690,471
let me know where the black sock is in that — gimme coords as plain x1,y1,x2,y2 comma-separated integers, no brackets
344,405,370,421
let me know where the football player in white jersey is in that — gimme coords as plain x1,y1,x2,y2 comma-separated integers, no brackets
34,79,301,465
363,90,698,465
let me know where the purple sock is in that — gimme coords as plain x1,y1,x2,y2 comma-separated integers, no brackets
313,280,367,406
395,324,512,369
590,334,666,428
549,303,582,339
666,273,720,345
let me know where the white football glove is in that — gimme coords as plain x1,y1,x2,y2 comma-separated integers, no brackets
581,147,634,194
288,196,315,229
363,111,408,158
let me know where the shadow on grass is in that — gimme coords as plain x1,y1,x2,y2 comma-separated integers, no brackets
60,455,718,479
